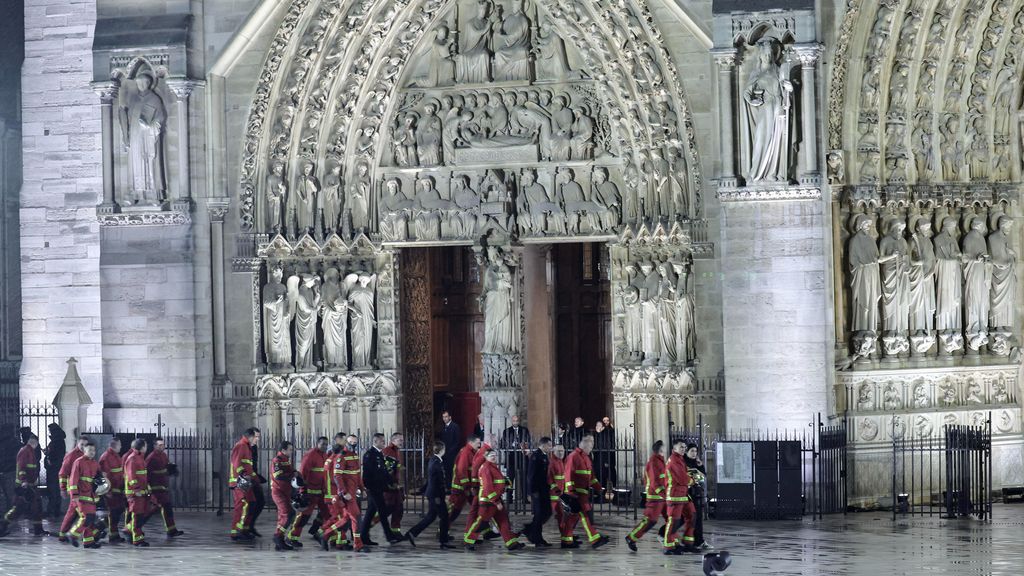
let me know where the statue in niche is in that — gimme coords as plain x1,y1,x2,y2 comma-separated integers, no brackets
856,383,874,411
450,175,481,238
457,0,494,83
394,113,418,167
295,161,319,236
911,122,933,181
933,217,964,352
290,273,321,372
320,268,350,371
908,217,936,338
619,263,643,360
480,246,519,355
571,105,595,160
517,168,562,235
549,96,574,162
557,167,597,233
592,167,621,230
666,146,690,216
848,215,881,337
742,38,794,184
993,69,1019,136
348,273,377,370
416,103,443,166
878,218,910,353
412,176,451,240
656,260,678,366
262,265,293,369
534,21,570,81
380,178,414,241
861,62,880,109
912,383,929,409
890,416,907,440
939,115,963,181
425,25,456,87
321,164,342,235
349,161,371,233
916,62,936,109
883,382,902,410
988,216,1016,332
962,217,990,350
672,257,696,364
492,0,532,82
119,71,167,205
827,151,845,185
638,259,662,366
266,162,287,233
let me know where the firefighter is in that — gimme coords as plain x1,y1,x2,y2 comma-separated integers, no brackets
229,427,259,541
288,436,329,545
559,434,610,549
124,438,155,547
446,434,480,529
320,433,369,552
98,437,125,543
663,439,698,555
626,440,667,551
56,435,88,542
463,449,524,551
147,438,183,537
462,436,500,545
68,440,102,548
270,440,297,551
548,444,566,529
0,433,46,537
380,432,405,539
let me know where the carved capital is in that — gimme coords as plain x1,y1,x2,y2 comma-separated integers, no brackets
165,78,204,102
90,80,119,103
792,43,823,67
711,49,737,69
207,199,230,222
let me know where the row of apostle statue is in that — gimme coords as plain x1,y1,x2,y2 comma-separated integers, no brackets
618,256,696,366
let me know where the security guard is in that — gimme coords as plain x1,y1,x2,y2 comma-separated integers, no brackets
626,440,667,551
559,434,610,549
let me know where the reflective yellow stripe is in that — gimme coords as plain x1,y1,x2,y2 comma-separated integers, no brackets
553,475,564,479
576,470,591,475
306,489,323,495
81,476,94,482
25,464,38,468
493,479,506,484
311,467,324,472
667,496,690,502
110,467,123,472
240,459,252,464
136,470,147,475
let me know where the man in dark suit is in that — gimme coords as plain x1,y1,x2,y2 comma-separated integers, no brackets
500,415,531,501
405,441,455,549
521,437,553,546
472,414,485,441
439,411,462,474
567,417,586,449
360,433,406,545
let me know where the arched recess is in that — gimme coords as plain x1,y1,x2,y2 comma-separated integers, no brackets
235,0,706,244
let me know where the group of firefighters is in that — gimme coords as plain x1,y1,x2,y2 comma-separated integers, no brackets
2,426,704,556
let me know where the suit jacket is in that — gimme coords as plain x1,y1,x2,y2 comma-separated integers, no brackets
440,422,463,455
423,455,448,500
473,423,485,441
500,425,531,450
362,447,392,493
526,448,549,495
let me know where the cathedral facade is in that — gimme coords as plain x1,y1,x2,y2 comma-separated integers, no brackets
3,0,1023,502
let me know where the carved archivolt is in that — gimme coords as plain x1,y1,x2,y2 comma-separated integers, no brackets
238,0,705,242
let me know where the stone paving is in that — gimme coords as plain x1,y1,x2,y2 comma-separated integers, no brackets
1,505,1023,575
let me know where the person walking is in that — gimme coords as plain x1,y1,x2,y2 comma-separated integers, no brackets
521,436,553,546
405,441,455,549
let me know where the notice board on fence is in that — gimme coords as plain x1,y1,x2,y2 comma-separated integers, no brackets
715,441,754,519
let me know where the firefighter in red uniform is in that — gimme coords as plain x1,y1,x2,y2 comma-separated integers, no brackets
229,428,259,541
559,434,610,549
57,436,88,542
663,439,698,555
462,435,500,541
319,434,369,552
446,435,480,527
547,443,566,528
124,437,155,546
98,437,125,543
146,437,183,537
270,440,297,551
626,440,667,551
288,436,329,544
463,449,524,551
381,432,405,538
68,440,102,549
0,434,46,537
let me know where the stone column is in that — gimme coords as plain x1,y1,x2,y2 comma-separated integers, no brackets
712,50,737,185
91,81,119,214
524,245,555,434
208,200,229,380
477,244,526,437
166,79,202,212
794,44,822,183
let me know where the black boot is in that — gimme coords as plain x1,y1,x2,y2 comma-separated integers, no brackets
308,518,322,538
273,534,294,551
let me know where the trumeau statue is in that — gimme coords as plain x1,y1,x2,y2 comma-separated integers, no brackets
320,268,350,371
848,215,881,336
742,38,794,184
291,273,321,372
348,273,377,370
962,218,990,350
988,216,1016,332
120,71,167,206
263,265,293,369
480,246,519,355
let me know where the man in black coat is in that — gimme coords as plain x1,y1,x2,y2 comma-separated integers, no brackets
566,417,586,449
405,441,455,549
439,411,462,474
360,433,406,545
500,415,531,501
520,437,553,546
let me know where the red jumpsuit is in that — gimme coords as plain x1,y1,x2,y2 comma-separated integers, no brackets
663,452,696,550
288,447,329,541
229,436,255,537
270,450,295,538
98,447,125,537
446,443,476,523
3,444,43,531
465,460,519,547
321,447,364,549
461,443,493,535
381,442,404,535
547,454,565,525
124,449,154,544
627,453,667,543
69,456,101,546
559,448,603,544
146,450,176,533
57,446,83,538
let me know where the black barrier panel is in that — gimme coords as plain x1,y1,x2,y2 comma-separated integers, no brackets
778,441,802,518
753,441,779,520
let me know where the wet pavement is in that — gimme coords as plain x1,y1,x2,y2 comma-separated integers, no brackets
1,505,1022,575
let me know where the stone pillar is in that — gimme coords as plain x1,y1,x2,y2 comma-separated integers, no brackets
712,50,737,184
166,79,201,212
207,200,229,379
477,243,526,437
92,81,119,214
52,358,93,437
524,245,555,434
794,44,822,183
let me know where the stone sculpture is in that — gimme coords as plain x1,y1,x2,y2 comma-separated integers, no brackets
879,218,909,355
322,164,342,235
742,38,794,184
320,268,350,370
348,273,377,370
457,0,494,83
848,215,881,337
934,217,963,353
988,216,1016,331
295,161,319,236
262,265,293,369
492,0,532,82
291,273,321,372
120,72,167,205
480,246,519,355
961,218,990,351
266,162,287,233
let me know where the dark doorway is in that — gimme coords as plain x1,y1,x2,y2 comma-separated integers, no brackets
553,243,612,428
